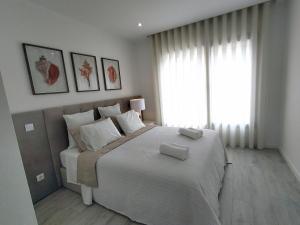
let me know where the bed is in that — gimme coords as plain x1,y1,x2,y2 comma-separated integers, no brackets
60,126,226,225
42,96,226,225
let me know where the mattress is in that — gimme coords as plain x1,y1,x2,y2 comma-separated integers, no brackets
60,148,80,184
60,148,80,168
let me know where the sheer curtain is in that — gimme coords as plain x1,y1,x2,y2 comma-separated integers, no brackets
152,3,270,149
210,39,252,148
154,25,207,129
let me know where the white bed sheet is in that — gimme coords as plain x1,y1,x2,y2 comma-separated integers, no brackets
60,148,80,184
60,148,93,205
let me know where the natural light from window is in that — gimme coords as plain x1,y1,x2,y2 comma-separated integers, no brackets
159,39,252,128
159,47,207,129
210,40,252,126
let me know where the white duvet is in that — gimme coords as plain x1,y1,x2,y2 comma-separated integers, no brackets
92,126,226,225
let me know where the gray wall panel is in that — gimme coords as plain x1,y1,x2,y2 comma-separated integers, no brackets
12,111,59,203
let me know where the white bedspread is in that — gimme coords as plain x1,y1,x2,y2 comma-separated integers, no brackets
92,126,226,225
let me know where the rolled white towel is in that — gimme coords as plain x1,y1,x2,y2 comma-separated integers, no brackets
179,128,203,140
159,143,189,160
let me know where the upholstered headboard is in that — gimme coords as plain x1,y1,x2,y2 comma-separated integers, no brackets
13,96,140,192
44,96,140,187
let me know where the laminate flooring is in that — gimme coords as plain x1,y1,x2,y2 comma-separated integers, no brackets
35,149,300,225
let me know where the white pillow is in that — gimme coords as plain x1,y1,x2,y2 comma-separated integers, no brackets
116,110,145,135
98,103,121,118
63,110,94,148
80,118,121,151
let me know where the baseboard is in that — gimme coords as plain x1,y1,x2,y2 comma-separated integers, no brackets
279,148,300,183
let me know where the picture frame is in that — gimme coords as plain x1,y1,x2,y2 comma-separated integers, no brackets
70,52,100,92
22,43,69,95
101,57,122,90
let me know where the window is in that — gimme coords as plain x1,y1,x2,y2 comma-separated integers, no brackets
159,47,207,128
159,39,253,128
210,40,252,126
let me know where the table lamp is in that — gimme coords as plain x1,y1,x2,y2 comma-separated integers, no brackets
130,98,145,120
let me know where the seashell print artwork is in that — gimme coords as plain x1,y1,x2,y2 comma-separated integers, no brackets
107,65,117,83
101,58,121,90
79,60,93,87
23,43,69,95
70,52,100,92
35,55,60,85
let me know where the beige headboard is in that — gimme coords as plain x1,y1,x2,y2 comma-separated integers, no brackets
43,96,140,187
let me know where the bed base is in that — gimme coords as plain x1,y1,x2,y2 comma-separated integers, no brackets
60,167,81,194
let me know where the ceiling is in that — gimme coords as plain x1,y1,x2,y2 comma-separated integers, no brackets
27,0,268,40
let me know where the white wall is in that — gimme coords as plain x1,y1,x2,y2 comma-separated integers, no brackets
0,73,38,225
262,0,288,148
134,1,287,148
134,38,157,121
280,0,300,181
0,0,139,113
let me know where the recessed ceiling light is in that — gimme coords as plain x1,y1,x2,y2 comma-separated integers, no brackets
138,22,142,27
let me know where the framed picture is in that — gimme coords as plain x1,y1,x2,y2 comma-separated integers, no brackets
101,58,122,90
22,43,69,95
70,52,100,92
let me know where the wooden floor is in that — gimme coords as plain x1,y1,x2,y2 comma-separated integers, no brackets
35,149,300,225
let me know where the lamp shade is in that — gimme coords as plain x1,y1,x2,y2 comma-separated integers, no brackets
130,98,145,112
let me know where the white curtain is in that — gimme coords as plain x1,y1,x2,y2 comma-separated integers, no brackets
153,25,208,129
152,3,270,149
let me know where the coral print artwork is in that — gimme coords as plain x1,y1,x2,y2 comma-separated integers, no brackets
101,58,122,90
107,65,117,83
23,43,69,95
71,53,100,92
79,60,93,87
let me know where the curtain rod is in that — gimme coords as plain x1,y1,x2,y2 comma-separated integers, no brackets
146,0,270,38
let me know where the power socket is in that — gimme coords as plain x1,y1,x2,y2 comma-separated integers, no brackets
36,173,45,182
